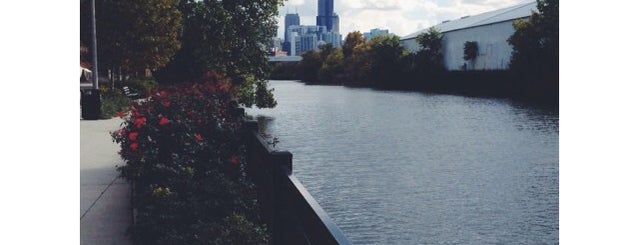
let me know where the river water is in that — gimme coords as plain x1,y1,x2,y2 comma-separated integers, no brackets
246,80,558,244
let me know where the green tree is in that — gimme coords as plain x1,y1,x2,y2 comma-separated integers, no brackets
343,41,372,84
508,0,558,78
299,50,322,84
508,0,558,101
342,31,365,59
80,0,182,76
154,0,282,108
368,35,406,87
318,43,335,61
415,27,444,73
318,49,345,83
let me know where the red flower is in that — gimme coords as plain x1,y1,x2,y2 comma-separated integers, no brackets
194,133,203,142
128,131,138,141
133,117,146,128
117,128,125,136
129,142,139,151
117,111,124,118
217,83,227,92
229,156,238,165
157,91,168,98
161,100,171,108
206,83,216,92
159,117,170,126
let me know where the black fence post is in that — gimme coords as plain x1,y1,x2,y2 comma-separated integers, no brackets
270,151,293,244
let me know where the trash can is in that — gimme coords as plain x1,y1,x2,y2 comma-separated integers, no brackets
81,89,101,120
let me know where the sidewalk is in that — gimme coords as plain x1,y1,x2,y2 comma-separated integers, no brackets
80,117,132,245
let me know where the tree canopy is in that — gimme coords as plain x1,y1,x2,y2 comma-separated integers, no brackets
155,0,282,107
342,31,365,59
508,0,559,79
508,0,558,101
80,0,182,74
415,27,444,73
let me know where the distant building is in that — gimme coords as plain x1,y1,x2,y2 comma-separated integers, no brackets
288,25,341,54
290,32,298,56
268,37,283,56
268,55,302,62
363,28,390,40
316,0,339,32
284,13,300,54
400,1,537,71
321,31,342,48
280,0,341,55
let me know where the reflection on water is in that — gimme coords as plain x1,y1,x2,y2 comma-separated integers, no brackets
246,80,559,245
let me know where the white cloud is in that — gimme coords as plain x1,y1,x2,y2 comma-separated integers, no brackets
277,0,531,38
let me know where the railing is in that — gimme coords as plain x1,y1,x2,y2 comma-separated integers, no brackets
243,120,352,245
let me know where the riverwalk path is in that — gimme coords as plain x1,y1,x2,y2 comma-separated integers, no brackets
80,117,132,244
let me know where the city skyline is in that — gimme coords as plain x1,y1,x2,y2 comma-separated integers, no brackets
276,0,531,39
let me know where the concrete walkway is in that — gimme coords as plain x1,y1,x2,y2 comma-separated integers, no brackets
81,117,132,245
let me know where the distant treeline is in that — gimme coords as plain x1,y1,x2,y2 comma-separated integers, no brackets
269,0,558,106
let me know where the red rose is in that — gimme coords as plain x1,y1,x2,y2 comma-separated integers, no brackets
194,133,203,142
129,142,139,151
161,100,171,108
158,91,168,98
133,117,146,128
117,111,124,118
229,156,238,165
159,117,170,126
128,131,138,141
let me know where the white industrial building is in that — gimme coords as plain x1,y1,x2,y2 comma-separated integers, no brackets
400,1,537,71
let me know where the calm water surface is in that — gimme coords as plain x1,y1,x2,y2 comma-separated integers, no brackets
246,80,558,244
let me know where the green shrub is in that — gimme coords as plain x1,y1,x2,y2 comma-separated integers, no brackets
112,79,268,244
99,87,131,119
124,77,159,98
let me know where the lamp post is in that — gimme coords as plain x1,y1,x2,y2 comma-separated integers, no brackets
81,0,101,120
91,0,99,90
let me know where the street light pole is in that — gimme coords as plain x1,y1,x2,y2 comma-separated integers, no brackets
91,0,99,89
81,0,101,120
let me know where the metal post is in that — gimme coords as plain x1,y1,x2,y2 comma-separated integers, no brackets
91,0,99,89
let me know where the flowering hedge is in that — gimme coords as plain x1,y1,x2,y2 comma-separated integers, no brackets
112,75,268,244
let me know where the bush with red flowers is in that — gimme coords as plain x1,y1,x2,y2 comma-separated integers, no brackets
112,75,268,244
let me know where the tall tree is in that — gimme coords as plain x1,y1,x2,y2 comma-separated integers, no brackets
318,49,345,83
342,31,365,59
508,0,559,100
156,0,282,108
368,35,406,87
415,27,444,73
343,40,371,84
80,0,182,76
299,50,322,84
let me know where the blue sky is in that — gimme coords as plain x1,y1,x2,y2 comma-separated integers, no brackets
277,0,532,38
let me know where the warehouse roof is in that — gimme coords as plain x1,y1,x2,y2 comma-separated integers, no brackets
402,1,538,40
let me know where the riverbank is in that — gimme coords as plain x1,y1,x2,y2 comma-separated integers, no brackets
270,63,558,109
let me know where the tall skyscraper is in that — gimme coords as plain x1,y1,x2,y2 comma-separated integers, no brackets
316,0,338,32
284,13,300,54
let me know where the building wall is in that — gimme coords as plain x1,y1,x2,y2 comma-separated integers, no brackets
441,21,516,70
400,20,520,71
